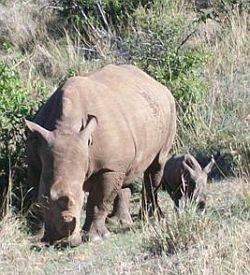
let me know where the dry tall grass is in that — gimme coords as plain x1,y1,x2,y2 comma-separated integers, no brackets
177,7,250,175
0,0,55,50
0,0,110,92
0,178,249,274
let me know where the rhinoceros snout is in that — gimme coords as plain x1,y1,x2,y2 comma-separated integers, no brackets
42,216,78,246
54,232,82,248
41,230,82,247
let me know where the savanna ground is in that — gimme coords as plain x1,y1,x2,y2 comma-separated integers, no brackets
0,178,250,274
0,0,250,274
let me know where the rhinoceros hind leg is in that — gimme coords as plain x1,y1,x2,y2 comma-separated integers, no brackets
140,158,165,220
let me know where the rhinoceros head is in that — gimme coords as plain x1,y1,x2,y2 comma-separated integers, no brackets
182,154,215,210
25,116,97,246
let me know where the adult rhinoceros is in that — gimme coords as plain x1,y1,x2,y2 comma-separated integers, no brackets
25,64,176,246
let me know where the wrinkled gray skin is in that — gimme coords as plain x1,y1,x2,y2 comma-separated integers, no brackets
161,154,215,210
25,64,176,246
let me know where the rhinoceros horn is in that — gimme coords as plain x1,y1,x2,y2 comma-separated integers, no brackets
25,119,55,144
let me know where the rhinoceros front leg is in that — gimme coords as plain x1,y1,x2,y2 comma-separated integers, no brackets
107,188,133,226
83,172,125,241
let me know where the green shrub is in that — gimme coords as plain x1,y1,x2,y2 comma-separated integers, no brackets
122,1,209,126
53,0,210,126
54,0,151,38
0,63,47,216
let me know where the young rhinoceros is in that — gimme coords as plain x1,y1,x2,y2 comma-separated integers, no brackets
162,154,215,210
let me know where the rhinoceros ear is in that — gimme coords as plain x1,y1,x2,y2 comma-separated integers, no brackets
25,119,54,144
80,115,98,145
203,156,215,175
183,160,196,179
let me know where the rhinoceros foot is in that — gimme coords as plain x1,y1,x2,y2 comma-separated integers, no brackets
82,223,111,242
107,188,133,227
106,214,133,227
31,227,45,242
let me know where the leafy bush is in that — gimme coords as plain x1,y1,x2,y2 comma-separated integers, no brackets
121,2,209,126
52,0,210,126
54,0,210,127
0,63,47,216
55,0,151,36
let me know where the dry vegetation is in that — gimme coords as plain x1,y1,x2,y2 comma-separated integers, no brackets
0,0,249,274
177,7,250,153
0,178,249,274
